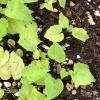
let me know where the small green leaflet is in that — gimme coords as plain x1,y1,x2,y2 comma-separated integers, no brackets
44,25,64,42
33,48,40,59
0,18,8,40
60,68,68,79
18,22,40,51
44,75,64,100
0,47,25,80
71,27,89,42
70,63,95,87
0,89,4,99
21,59,50,84
9,52,25,80
58,0,66,8
1,0,33,22
18,85,47,100
59,13,69,29
48,42,65,62
40,0,54,11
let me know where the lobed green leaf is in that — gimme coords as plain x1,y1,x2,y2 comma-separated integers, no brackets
70,63,95,87
48,42,65,62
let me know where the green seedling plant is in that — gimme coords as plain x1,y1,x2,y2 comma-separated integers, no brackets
40,0,67,11
0,0,95,99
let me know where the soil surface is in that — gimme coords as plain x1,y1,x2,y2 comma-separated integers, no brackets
0,0,100,100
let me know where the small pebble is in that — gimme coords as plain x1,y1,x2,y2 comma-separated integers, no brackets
63,61,67,64
71,20,76,25
67,59,73,65
87,0,91,2
65,58,69,61
12,82,17,87
38,28,42,32
98,5,100,9
42,45,49,50
96,97,100,100
77,55,81,59
94,10,100,17
90,83,93,87
66,83,74,91
93,91,98,96
72,90,77,95
86,12,96,25
64,43,70,48
15,92,19,97
18,82,21,87
4,82,11,88
85,92,92,97
69,1,75,7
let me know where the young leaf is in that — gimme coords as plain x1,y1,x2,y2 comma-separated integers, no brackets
58,0,66,8
44,25,64,42
70,63,95,87
18,85,47,100
71,27,89,42
40,0,55,11
0,47,25,80
44,75,64,100
1,0,33,22
59,13,69,29
18,22,40,51
9,52,25,80
0,18,8,40
48,42,65,62
7,18,26,34
21,60,50,84
0,89,4,99
60,68,68,79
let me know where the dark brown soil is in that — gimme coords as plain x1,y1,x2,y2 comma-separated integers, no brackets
0,0,100,100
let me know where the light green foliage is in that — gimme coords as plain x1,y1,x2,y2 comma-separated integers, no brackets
0,0,10,4
22,0,38,3
0,46,9,67
48,42,65,62
70,63,95,87
60,68,68,79
7,18,26,34
18,22,40,51
44,25,64,42
0,18,8,40
40,0,55,11
71,27,89,42
18,85,47,100
59,13,69,28
1,0,33,22
0,0,94,98
33,48,40,59
0,47,24,80
21,59,50,84
58,0,66,8
44,75,64,100
0,89,4,99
